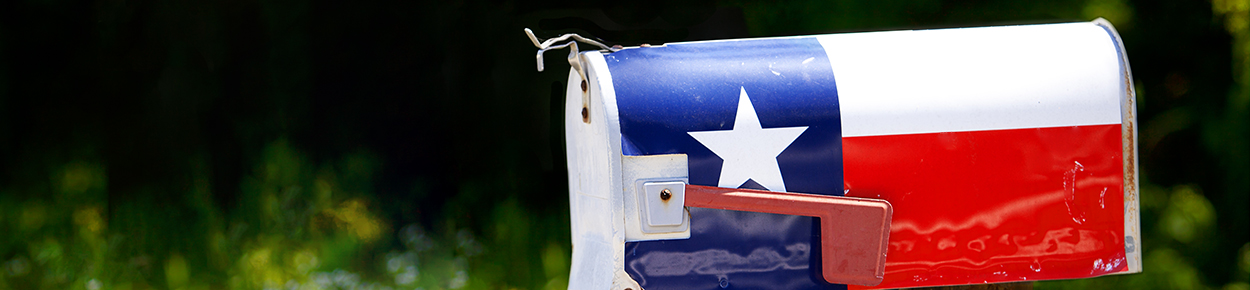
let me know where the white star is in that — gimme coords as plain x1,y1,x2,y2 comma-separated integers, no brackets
688,87,808,192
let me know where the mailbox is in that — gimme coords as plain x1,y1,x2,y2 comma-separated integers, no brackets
534,19,1141,289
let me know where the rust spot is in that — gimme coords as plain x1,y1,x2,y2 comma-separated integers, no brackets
640,43,651,47
612,45,623,50
660,188,672,201
1124,122,1135,192
581,79,591,123
1123,71,1137,206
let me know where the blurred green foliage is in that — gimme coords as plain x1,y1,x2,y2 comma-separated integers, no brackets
1,0,1246,289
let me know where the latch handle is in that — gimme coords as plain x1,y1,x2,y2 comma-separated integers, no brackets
684,184,893,286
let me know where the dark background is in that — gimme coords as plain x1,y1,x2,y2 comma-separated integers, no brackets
0,0,1245,289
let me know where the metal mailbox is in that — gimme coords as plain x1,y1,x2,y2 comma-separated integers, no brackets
535,19,1141,290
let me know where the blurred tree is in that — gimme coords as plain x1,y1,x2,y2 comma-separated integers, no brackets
0,0,1245,289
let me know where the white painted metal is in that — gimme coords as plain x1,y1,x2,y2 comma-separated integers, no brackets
564,50,633,290
621,154,690,239
642,181,686,227
817,22,1124,138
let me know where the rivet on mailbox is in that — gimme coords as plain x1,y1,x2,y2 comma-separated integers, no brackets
530,18,1141,290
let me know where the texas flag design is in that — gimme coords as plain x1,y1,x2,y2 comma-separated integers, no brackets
603,22,1133,289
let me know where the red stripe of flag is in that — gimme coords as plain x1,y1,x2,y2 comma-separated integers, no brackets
843,124,1126,289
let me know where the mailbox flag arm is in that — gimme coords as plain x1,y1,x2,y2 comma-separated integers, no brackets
684,184,893,286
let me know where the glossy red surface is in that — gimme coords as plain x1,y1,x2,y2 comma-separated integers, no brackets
843,124,1126,289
